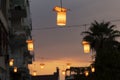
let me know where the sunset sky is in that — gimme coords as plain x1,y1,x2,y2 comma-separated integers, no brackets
29,0,120,80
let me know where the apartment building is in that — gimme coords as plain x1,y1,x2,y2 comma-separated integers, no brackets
0,0,33,80
9,0,33,80
0,0,10,80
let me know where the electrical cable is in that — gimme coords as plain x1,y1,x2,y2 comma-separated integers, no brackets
32,19,120,30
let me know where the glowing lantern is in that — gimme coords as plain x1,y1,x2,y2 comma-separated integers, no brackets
9,58,14,66
40,63,45,69
85,70,89,76
57,11,66,26
14,67,17,73
53,6,67,26
91,67,95,72
62,70,66,75
33,71,37,76
66,63,71,69
82,40,90,53
26,39,34,51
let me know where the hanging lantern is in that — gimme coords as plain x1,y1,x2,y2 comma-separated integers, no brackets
66,63,71,69
14,67,17,73
57,11,66,26
9,58,14,66
26,39,34,51
40,63,45,69
33,71,37,76
91,66,95,72
84,70,89,77
62,70,66,75
53,6,67,26
82,40,90,53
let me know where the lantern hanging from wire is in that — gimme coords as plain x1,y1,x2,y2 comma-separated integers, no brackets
84,70,89,77
26,39,34,51
40,63,45,69
66,63,71,69
33,71,37,76
53,6,67,26
62,70,66,75
82,40,90,53
9,58,14,66
53,0,67,26
14,67,17,73
91,66,95,72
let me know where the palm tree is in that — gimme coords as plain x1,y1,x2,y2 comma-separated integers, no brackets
82,21,120,80
82,21,120,51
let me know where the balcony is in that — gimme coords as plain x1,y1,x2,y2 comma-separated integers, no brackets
10,0,27,18
9,34,27,48
11,8,27,18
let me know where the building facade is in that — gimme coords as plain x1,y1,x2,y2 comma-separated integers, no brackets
65,67,94,80
0,0,10,80
31,67,59,80
9,0,33,80
0,0,33,80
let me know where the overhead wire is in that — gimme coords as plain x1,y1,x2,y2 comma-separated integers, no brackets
32,19,120,30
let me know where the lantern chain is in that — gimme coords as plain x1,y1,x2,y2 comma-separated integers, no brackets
60,0,63,11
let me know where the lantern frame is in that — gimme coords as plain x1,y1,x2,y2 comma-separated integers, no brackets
53,6,67,26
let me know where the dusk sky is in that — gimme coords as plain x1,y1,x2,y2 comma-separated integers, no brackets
29,0,120,79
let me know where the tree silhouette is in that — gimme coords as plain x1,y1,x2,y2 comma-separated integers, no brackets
82,21,120,80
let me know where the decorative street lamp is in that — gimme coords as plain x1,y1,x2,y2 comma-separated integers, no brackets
82,40,90,53
26,39,34,51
